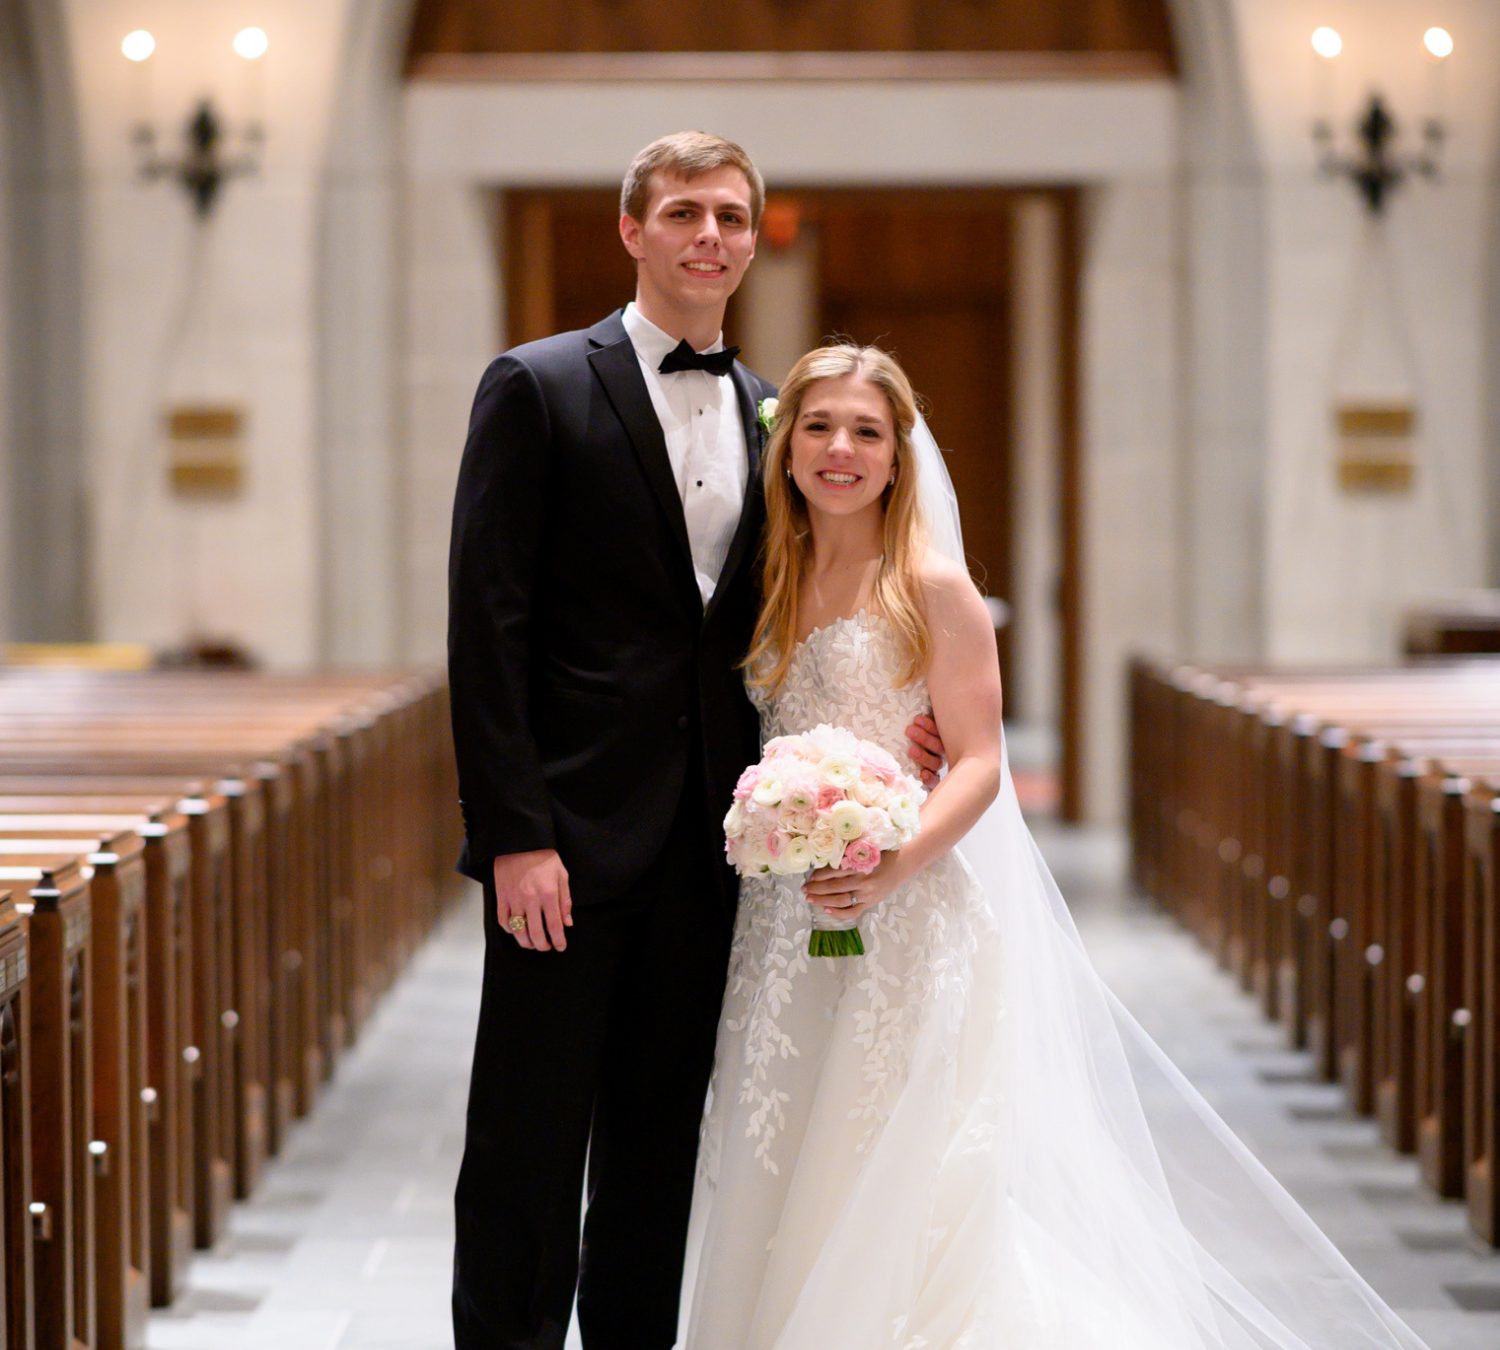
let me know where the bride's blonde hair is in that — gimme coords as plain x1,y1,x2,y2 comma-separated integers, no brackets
746,343,931,693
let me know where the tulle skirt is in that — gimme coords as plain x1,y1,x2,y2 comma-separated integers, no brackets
683,761,1428,1350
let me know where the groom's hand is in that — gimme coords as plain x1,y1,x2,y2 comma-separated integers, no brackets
493,849,573,952
906,713,945,788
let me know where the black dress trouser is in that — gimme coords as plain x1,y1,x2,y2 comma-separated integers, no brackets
452,784,733,1350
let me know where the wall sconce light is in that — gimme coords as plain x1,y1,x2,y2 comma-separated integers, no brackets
128,29,268,218
1309,27,1448,215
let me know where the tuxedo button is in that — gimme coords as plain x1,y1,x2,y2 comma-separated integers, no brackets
677,715,689,731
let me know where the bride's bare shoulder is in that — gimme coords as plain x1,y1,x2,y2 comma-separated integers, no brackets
914,548,993,641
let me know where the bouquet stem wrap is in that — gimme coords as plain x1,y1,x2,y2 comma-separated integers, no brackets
808,910,865,958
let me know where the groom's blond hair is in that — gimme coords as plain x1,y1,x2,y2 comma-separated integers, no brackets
621,132,765,229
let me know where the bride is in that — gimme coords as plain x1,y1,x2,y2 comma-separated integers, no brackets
682,344,1428,1350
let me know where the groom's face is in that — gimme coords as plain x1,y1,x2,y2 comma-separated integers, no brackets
620,167,757,323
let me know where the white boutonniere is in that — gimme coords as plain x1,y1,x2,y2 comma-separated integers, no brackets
756,398,779,436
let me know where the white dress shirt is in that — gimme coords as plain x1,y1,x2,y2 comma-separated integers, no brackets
621,303,749,607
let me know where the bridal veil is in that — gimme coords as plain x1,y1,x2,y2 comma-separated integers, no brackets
683,414,1428,1350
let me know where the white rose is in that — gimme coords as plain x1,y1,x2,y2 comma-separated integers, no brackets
752,777,785,806
888,792,921,835
778,804,816,835
809,723,857,759
852,776,891,809
864,807,900,851
818,754,861,790
782,778,818,810
723,801,746,838
739,820,771,860
829,798,870,841
808,820,842,867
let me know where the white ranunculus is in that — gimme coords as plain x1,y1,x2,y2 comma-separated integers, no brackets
769,836,812,874
724,801,746,838
752,777,785,806
780,836,815,873
818,754,861,789
829,798,870,841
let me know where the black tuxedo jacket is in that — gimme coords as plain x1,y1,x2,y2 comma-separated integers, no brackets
447,310,776,906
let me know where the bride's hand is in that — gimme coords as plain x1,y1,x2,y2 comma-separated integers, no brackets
802,853,911,920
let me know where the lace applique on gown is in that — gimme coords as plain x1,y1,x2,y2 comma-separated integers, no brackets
687,613,1005,1350
684,611,1425,1350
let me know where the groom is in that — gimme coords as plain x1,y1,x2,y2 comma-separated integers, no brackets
447,132,941,1348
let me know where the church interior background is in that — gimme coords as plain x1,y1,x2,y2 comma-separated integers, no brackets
1,1,1499,1347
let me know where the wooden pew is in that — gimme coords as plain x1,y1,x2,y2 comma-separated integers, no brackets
1330,738,1500,1126
0,860,94,1350
1405,592,1500,656
0,667,466,1330
0,797,237,1259
1414,759,1500,1200
0,832,148,1350
1127,658,1500,1245
0,749,306,1174
1462,776,1500,1244
0,808,196,1310
0,741,352,1143
0,885,33,1350
0,785,266,1206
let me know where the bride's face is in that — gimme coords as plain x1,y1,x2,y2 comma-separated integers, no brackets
787,376,897,522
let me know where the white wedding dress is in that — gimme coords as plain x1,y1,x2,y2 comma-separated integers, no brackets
682,609,1427,1350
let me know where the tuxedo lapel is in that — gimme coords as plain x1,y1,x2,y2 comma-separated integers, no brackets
705,363,767,626
587,314,694,567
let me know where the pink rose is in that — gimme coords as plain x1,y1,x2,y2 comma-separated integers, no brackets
815,782,843,812
859,747,901,785
734,765,761,800
841,839,881,874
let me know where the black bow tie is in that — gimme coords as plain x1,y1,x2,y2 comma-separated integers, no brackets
658,339,739,377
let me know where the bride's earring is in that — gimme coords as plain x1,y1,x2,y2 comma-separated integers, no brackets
785,467,793,480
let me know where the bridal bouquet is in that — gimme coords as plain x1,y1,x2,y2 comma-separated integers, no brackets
723,724,926,957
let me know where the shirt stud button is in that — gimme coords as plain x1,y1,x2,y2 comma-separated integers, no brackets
677,715,689,731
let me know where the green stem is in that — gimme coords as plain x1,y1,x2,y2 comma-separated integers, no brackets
808,926,865,958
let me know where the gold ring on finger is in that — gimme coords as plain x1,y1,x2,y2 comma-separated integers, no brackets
507,915,528,933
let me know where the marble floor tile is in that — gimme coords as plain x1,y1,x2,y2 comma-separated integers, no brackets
149,824,1499,1350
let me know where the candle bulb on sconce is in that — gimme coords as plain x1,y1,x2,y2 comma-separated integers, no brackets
126,28,269,218
1421,27,1452,148
234,27,269,150
121,30,155,156
1309,28,1341,160
1310,27,1447,216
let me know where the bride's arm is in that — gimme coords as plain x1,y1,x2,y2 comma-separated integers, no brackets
803,557,1003,919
